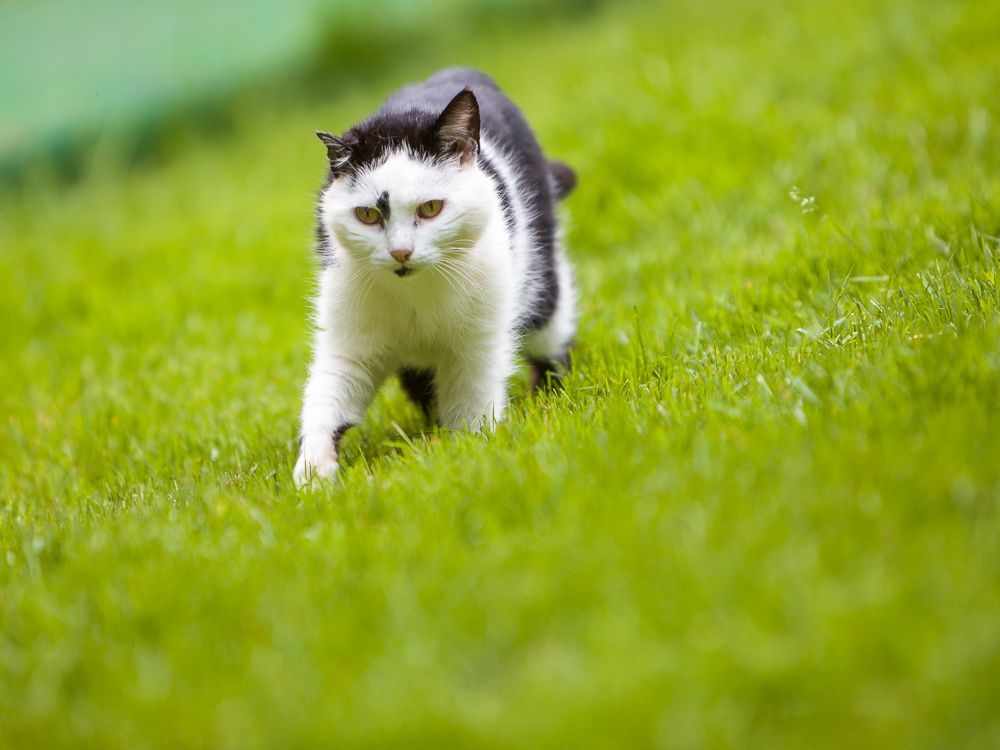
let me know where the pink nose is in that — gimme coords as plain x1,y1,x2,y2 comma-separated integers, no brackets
389,247,413,264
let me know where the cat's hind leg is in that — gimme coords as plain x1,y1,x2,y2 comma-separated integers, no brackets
522,251,577,391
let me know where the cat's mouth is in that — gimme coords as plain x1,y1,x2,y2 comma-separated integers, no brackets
394,266,415,278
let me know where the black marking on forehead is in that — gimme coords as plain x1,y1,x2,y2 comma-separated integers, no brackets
376,191,391,221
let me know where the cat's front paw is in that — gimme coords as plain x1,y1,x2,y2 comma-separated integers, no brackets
293,435,339,488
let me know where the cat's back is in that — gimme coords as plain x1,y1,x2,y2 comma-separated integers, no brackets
383,68,548,176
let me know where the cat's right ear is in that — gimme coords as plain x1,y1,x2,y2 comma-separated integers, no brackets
316,131,353,171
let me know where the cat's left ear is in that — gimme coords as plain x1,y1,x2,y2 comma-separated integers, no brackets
315,131,354,172
434,88,480,165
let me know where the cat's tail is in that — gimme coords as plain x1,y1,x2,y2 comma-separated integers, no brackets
548,160,577,201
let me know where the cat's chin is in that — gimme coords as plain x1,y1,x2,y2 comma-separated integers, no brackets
393,266,417,278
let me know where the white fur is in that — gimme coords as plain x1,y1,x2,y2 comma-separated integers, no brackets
294,144,575,486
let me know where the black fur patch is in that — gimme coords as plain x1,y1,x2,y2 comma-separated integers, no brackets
315,166,337,265
529,350,572,392
315,219,332,264
332,423,352,457
375,190,391,222
332,112,450,181
478,154,515,232
398,367,435,416
522,263,559,332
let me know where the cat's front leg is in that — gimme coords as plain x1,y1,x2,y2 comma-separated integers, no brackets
435,340,513,432
294,353,384,487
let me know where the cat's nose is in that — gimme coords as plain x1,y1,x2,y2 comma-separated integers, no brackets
389,247,413,264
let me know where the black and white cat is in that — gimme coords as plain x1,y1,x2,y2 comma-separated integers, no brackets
294,68,577,485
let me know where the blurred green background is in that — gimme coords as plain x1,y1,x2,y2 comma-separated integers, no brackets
0,0,598,172
3,0,1000,747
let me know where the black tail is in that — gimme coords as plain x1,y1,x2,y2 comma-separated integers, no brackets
548,160,577,201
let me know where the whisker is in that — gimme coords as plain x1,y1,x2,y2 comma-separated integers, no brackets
438,260,489,310
437,262,485,308
348,266,380,314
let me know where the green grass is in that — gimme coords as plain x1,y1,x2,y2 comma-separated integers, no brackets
3,0,1000,746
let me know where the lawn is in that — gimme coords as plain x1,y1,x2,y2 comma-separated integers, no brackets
2,0,1000,747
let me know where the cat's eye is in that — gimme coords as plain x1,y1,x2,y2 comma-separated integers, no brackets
417,200,444,219
354,206,382,225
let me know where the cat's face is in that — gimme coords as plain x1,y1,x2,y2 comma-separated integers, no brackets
321,152,492,278
316,89,493,278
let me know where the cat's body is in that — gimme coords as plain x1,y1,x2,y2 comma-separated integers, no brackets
294,68,577,485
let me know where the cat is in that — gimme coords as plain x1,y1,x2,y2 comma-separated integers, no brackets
294,67,577,486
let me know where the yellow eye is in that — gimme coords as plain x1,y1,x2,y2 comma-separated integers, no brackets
354,206,381,225
417,200,443,219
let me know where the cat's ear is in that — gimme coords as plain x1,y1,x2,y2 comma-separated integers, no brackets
315,131,353,171
434,88,480,164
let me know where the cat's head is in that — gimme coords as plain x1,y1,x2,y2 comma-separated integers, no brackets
316,89,495,278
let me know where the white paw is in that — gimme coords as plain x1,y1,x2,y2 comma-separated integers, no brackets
293,435,339,488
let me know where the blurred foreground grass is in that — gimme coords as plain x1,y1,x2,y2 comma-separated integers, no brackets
2,0,1000,747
